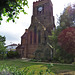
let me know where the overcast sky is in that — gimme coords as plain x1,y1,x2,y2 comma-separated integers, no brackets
0,0,75,46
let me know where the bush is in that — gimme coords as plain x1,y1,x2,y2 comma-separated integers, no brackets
30,59,38,62
53,49,74,64
0,64,25,75
34,46,52,62
7,51,20,58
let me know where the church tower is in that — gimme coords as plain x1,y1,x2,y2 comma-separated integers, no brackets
16,0,55,58
32,0,55,33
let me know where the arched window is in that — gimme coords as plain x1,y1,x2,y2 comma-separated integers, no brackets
44,31,46,43
30,31,32,44
38,30,41,43
34,26,37,44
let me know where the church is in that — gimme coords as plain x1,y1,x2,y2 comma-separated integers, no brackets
16,0,55,59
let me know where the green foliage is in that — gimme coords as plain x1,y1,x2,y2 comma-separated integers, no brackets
35,49,43,60
44,49,51,61
0,64,55,75
0,0,28,24
0,35,6,42
59,4,75,27
48,4,75,62
54,48,74,63
48,28,63,62
34,45,52,62
48,26,75,63
0,64,25,75
0,54,7,60
7,51,20,58
48,30,57,52
30,59,38,62
0,59,75,74
46,63,54,74
0,35,6,59
53,4,75,63
48,25,66,54
49,28,75,63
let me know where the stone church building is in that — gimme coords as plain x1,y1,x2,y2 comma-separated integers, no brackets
16,0,55,58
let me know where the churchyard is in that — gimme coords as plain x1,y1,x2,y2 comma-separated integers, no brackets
0,0,75,74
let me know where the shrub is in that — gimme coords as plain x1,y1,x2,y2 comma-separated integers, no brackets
53,49,74,64
0,64,25,75
7,51,20,58
30,59,38,62
34,46,52,62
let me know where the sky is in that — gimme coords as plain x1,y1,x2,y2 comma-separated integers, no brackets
0,0,75,46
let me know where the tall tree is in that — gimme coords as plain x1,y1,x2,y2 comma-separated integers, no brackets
0,0,28,24
59,4,75,27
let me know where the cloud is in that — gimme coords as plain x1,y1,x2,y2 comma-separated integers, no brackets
0,31,21,45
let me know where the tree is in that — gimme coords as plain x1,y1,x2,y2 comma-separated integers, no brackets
0,0,28,24
58,27,75,55
48,25,66,56
48,4,75,63
59,4,75,27
0,35,6,59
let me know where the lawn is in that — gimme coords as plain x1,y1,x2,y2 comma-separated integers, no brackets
0,59,75,74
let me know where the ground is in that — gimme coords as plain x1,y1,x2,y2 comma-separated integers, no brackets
0,59,75,74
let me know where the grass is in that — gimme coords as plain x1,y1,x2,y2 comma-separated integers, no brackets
0,59,43,68
21,65,54,75
0,59,75,74
50,64,75,73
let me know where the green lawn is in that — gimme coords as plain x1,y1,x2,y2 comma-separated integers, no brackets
0,59,75,74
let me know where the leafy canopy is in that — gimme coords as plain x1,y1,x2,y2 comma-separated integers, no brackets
59,4,75,27
58,27,75,55
48,4,75,63
0,0,28,24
